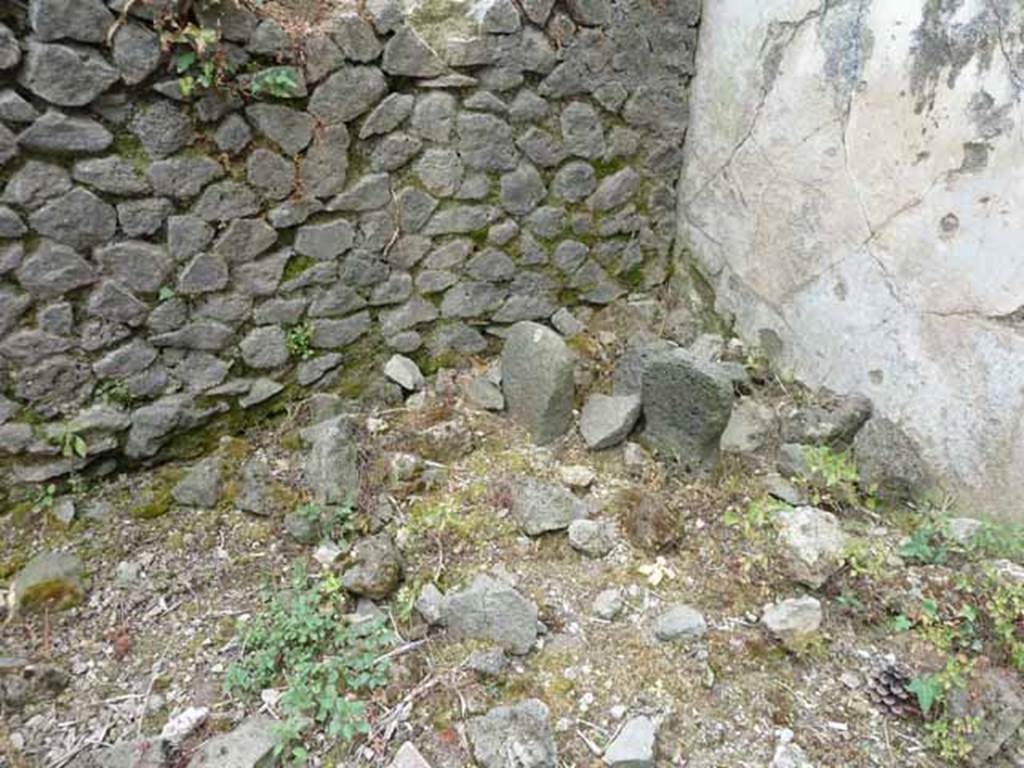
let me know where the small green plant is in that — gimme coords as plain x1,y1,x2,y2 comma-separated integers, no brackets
405,499,461,539
96,379,133,408
30,483,57,514
286,323,315,361
66,473,88,498
395,575,429,622
53,426,88,460
963,520,1024,562
296,502,358,543
900,524,948,565
907,673,943,717
926,715,980,761
723,495,784,540
984,574,1024,670
158,286,177,302
803,445,859,485
251,66,300,98
161,23,234,97
225,566,394,763
297,502,320,524
323,502,357,542
834,590,865,614
799,445,867,508
843,536,889,580
907,655,973,725
893,596,982,654
721,496,786,574
891,614,914,633
907,656,979,760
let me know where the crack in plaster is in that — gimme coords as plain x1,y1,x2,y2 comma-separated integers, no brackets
985,0,1024,96
682,2,826,210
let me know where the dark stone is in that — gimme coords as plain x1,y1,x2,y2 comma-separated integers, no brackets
28,188,116,251
300,124,350,198
18,111,113,155
854,416,934,504
112,23,162,84
246,148,294,200
117,197,174,238
382,27,446,77
640,348,734,472
94,241,173,294
245,103,315,156
192,181,260,221
309,65,388,123
16,240,96,299
72,157,150,196
18,42,119,107
129,100,194,159
501,321,575,445
147,156,224,199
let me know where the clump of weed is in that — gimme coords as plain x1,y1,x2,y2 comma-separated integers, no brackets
286,323,315,361
798,445,869,510
224,565,394,764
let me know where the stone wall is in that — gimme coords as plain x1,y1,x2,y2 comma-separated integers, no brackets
0,0,698,503
678,0,1024,519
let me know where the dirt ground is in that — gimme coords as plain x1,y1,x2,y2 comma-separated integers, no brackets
3,375,974,767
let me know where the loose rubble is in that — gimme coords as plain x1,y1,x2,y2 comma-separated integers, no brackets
1,4,1020,768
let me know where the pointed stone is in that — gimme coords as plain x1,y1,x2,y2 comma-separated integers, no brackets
383,27,446,78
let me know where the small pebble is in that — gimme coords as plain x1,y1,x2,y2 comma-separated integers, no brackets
559,464,595,488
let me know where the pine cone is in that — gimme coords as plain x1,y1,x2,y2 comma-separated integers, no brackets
867,663,919,718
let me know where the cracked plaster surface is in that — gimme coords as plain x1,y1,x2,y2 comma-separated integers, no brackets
678,0,1024,517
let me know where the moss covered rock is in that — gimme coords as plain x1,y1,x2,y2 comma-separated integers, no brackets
10,550,84,613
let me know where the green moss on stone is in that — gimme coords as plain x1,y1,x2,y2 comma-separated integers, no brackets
111,131,149,176
620,264,646,290
332,336,387,401
11,550,85,613
405,0,476,49
558,288,579,305
131,471,182,519
415,349,462,376
591,156,630,179
282,253,316,282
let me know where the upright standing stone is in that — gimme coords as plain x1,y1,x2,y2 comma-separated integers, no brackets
501,321,574,445
301,415,360,506
640,348,733,472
